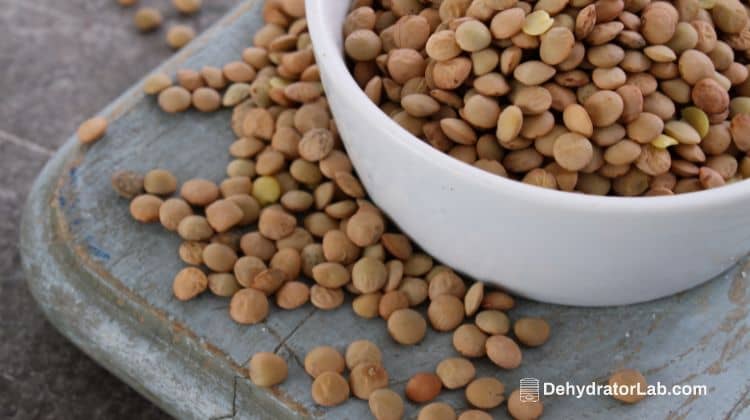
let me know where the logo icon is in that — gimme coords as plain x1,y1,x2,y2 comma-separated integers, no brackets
519,378,540,403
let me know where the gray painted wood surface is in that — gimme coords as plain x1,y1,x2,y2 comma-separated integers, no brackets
19,1,750,418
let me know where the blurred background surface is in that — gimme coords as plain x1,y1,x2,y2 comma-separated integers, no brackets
0,1,236,418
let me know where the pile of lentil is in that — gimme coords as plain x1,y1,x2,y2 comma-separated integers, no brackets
344,0,750,196
82,0,652,417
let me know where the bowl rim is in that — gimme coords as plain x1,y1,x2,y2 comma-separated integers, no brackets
306,0,750,214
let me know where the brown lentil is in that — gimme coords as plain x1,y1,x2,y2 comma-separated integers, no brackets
312,372,350,407
229,288,269,324
112,170,144,199
159,198,192,231
508,388,544,419
304,346,345,379
248,352,287,387
378,290,409,320
514,318,551,347
418,402,456,420
453,324,488,358
368,388,404,420
350,363,389,400
134,7,162,32
166,25,195,49
486,335,523,369
437,357,476,390
207,273,240,297
77,117,108,144
130,194,163,223
466,377,505,410
387,308,427,345
345,340,382,369
173,267,207,301
158,86,192,113
173,0,201,14
609,368,648,404
310,285,344,310
275,281,309,309
406,372,442,403
458,410,492,420
428,294,465,332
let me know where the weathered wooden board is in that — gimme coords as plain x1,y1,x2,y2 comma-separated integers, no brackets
19,1,750,418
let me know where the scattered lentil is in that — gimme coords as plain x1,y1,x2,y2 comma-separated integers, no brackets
129,194,163,223
166,25,195,49
466,377,505,409
345,340,382,369
609,368,648,404
418,402,456,420
312,372,350,407
368,388,404,420
349,363,388,399
508,388,544,419
486,335,523,369
514,318,551,347
304,346,345,379
387,308,427,345
134,7,162,32
436,357,476,390
406,372,442,403
172,267,207,301
77,117,108,144
111,170,144,199
173,0,201,14
248,352,287,387
229,288,269,324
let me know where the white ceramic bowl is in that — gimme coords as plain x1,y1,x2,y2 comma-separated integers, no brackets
306,0,750,306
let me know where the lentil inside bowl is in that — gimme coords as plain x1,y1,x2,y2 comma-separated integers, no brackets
307,0,750,305
341,0,750,197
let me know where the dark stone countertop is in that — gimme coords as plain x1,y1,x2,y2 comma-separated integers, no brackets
0,1,236,418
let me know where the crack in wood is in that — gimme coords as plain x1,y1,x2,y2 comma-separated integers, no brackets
208,377,238,420
273,307,318,355
723,382,750,420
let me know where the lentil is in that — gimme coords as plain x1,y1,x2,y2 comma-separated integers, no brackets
166,25,195,49
368,388,404,420
77,117,108,144
159,86,192,113
609,368,648,404
173,0,201,14
428,294,465,332
486,335,523,369
437,357,476,390
159,198,192,231
406,372,442,403
229,288,269,324
453,324,488,358
514,318,551,347
130,194,163,223
466,377,505,409
173,267,207,301
134,7,162,32
350,363,389,399
507,388,544,419
458,410,493,420
387,308,427,345
418,402,456,420
304,346,345,379
312,372,350,407
249,352,287,387
111,170,144,199
208,273,240,297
